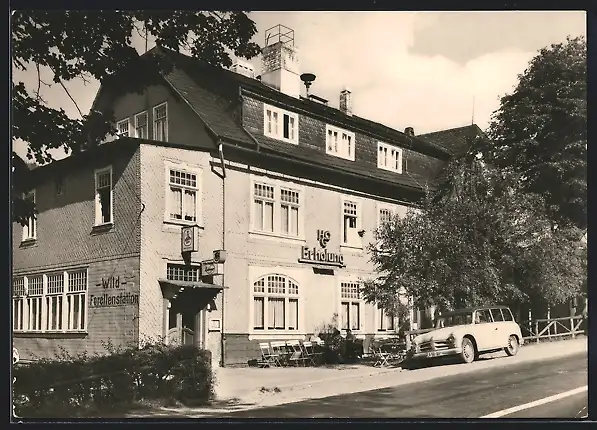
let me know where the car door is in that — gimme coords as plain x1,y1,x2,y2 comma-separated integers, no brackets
472,309,494,351
500,307,520,341
490,308,508,348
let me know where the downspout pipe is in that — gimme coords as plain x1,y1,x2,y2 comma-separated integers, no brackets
218,141,226,367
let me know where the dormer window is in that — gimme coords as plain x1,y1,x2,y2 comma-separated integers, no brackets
263,104,299,145
377,142,403,174
326,125,355,161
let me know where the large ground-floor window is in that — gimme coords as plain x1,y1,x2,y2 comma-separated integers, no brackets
13,269,88,333
377,305,396,332
253,274,299,331
340,281,362,331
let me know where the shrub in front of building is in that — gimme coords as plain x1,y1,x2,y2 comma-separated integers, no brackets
13,342,214,418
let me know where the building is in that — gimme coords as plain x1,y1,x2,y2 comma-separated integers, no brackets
12,25,477,366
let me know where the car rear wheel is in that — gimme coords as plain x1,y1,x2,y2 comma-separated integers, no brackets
460,337,476,363
504,335,519,357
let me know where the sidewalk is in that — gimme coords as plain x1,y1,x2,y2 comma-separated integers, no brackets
128,336,587,417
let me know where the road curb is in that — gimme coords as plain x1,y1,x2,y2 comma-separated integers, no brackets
230,337,587,410
260,366,399,393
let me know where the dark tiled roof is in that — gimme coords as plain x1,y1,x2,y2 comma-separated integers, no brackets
255,138,434,191
92,48,476,193
419,124,486,157
155,47,452,159
27,137,213,180
141,47,453,192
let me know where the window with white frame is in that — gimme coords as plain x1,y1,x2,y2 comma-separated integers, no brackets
67,270,88,331
378,142,403,173
168,168,199,223
340,281,362,331
27,275,44,331
167,263,201,282
94,167,113,226
252,181,302,238
342,199,361,246
13,278,26,331
253,183,274,233
22,190,36,241
377,204,398,229
134,111,148,139
377,305,396,332
379,208,393,225
280,188,299,236
12,270,88,333
263,104,299,144
116,118,131,137
153,102,168,142
326,125,355,161
253,274,299,331
46,273,64,331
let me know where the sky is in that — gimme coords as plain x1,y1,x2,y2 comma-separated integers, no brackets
13,11,586,162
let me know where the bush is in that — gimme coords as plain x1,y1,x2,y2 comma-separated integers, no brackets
13,342,214,418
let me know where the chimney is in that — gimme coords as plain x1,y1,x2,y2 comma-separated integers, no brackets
339,88,352,116
405,127,415,137
261,25,300,98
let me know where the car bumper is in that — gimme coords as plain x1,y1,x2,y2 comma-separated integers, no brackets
411,347,461,360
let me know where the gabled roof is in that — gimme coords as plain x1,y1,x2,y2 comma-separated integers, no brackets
94,47,463,193
25,137,213,182
156,47,451,159
419,124,487,157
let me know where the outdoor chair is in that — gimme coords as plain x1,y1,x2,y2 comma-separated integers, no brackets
371,345,393,367
286,340,309,366
270,341,291,366
258,342,281,367
301,341,324,366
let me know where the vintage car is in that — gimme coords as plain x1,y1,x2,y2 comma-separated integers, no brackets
410,305,524,364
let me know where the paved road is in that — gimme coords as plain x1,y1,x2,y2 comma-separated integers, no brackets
217,352,587,419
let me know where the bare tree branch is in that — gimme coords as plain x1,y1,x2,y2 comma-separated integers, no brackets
33,63,49,104
209,11,224,22
58,79,83,118
133,21,148,41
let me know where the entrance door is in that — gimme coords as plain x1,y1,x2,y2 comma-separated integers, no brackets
182,312,196,346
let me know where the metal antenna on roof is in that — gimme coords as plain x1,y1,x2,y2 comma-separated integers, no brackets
471,95,475,125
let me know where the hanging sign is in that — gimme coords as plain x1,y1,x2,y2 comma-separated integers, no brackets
181,225,199,253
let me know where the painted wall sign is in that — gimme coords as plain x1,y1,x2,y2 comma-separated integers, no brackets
317,229,331,248
102,276,121,289
299,229,345,268
89,291,139,308
181,225,199,253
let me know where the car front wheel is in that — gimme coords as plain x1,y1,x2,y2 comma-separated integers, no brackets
460,337,476,363
504,335,519,357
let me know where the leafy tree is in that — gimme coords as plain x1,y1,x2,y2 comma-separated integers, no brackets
484,36,587,230
11,10,261,225
363,144,585,316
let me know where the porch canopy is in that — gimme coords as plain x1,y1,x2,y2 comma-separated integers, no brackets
158,279,228,300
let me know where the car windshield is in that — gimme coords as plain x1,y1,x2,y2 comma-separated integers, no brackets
436,313,473,328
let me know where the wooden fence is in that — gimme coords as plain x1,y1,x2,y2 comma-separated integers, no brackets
522,316,585,343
